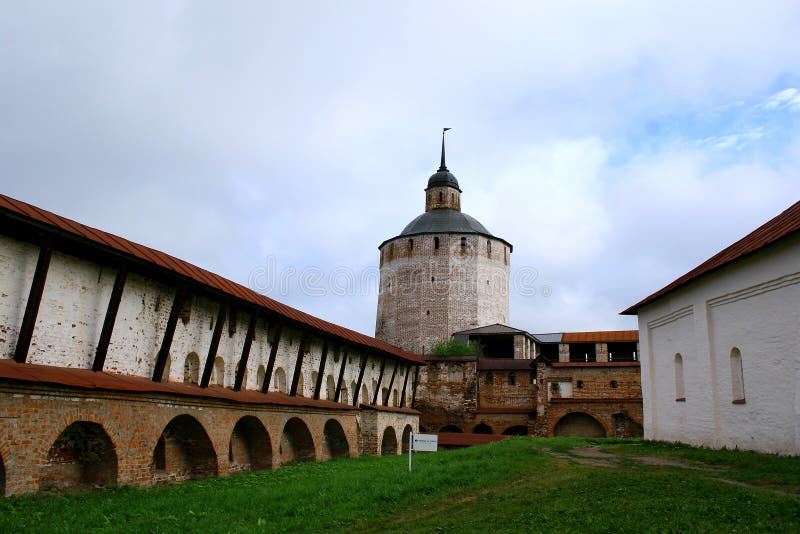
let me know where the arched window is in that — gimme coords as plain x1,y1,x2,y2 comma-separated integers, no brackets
213,357,225,387
730,347,745,403
184,352,200,384
326,375,336,400
257,364,266,390
674,353,685,401
274,367,287,393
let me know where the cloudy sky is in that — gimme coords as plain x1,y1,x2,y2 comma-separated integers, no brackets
2,1,800,337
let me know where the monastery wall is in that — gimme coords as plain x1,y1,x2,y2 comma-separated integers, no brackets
638,233,800,455
0,233,411,408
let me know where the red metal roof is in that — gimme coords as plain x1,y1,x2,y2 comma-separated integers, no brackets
0,359,357,409
550,361,640,368
435,432,509,447
561,331,639,343
359,404,421,415
474,407,534,414
476,358,535,370
0,193,422,364
622,199,800,315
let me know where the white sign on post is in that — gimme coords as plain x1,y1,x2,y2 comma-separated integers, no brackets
412,433,438,452
409,432,438,471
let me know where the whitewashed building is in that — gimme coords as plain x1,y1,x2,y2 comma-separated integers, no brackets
623,200,800,455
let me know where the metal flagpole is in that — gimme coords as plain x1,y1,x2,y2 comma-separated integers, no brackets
408,431,413,472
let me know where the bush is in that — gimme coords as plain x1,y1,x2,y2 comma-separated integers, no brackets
430,339,477,356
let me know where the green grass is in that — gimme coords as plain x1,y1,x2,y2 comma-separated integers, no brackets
1,438,799,533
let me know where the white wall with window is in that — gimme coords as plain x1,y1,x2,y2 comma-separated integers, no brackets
633,231,800,455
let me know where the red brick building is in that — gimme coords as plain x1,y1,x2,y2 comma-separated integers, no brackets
414,326,643,438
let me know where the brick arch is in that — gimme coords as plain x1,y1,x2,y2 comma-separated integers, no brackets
145,411,218,458
552,412,609,438
228,416,272,472
322,419,350,460
380,426,398,455
280,417,316,464
502,425,528,436
40,420,118,492
473,423,493,434
36,408,126,467
152,414,218,483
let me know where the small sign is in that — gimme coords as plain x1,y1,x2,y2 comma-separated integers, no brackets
413,433,438,452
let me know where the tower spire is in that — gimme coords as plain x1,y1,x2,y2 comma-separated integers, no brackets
438,127,451,172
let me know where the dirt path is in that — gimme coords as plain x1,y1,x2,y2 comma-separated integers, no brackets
545,445,797,497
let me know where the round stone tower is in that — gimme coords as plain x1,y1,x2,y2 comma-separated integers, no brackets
375,133,512,354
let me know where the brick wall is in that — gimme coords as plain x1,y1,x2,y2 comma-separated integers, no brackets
534,362,643,438
0,382,365,496
376,233,510,354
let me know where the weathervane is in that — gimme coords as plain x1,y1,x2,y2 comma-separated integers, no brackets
439,127,451,172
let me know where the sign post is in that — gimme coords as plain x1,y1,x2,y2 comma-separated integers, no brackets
409,432,438,472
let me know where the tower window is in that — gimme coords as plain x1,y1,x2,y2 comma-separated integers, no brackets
485,372,494,385
610,380,618,389
408,239,414,252
508,372,516,386
434,237,440,250
431,276,435,282
439,191,443,202
460,237,466,249
487,240,491,257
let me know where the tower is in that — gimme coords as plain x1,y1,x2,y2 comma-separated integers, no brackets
375,132,512,354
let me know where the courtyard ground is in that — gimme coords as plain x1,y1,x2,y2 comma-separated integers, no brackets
0,437,798,532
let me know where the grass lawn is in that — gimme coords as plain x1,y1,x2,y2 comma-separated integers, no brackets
1,437,798,533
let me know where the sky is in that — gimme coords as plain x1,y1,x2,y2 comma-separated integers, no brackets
2,1,800,337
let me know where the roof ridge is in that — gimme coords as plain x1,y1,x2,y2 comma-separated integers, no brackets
0,193,421,363
622,199,800,314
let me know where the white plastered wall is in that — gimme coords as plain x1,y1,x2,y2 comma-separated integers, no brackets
637,233,800,455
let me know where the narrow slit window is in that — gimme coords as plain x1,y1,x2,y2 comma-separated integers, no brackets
460,237,466,249
434,237,440,250
675,353,685,401
730,347,745,403
408,238,414,252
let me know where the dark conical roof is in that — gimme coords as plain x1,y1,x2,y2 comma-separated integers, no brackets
400,209,490,236
426,170,461,190
378,208,513,250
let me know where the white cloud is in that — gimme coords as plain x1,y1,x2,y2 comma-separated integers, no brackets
1,2,800,335
761,88,800,110
697,127,766,150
